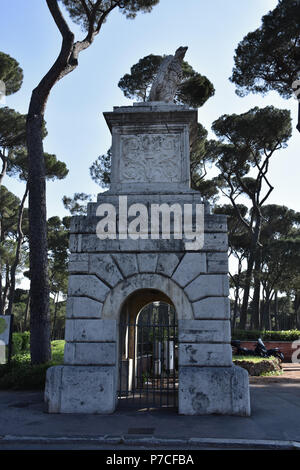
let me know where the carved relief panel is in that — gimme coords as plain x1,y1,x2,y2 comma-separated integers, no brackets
119,133,182,183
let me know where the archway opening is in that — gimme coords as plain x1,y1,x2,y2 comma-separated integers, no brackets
117,288,178,411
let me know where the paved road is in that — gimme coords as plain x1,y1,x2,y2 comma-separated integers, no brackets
0,377,300,450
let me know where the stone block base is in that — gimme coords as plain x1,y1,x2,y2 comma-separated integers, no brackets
44,365,117,414
178,365,251,416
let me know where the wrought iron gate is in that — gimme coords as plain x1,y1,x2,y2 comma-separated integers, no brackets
118,304,178,409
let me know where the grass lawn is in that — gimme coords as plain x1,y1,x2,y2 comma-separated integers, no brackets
232,355,276,363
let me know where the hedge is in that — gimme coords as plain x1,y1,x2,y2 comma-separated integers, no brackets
232,329,300,342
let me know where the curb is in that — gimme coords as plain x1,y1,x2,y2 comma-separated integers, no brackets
1,435,299,449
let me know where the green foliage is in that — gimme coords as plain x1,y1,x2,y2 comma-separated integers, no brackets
0,52,23,96
60,0,160,31
62,192,92,215
7,149,68,182
118,53,215,107
230,0,300,99
0,186,20,236
0,107,26,149
12,331,30,355
47,217,70,300
212,106,292,156
232,356,282,376
51,340,65,362
176,73,215,108
90,147,112,188
232,355,276,363
232,329,300,341
0,340,65,390
118,54,163,101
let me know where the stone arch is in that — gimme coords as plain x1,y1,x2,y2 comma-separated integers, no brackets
101,273,194,321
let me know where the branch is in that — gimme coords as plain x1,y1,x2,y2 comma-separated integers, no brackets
70,1,120,64
225,176,251,232
0,150,7,186
46,0,74,39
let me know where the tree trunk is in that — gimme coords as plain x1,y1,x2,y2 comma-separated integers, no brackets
1,265,10,315
24,292,30,332
240,211,262,329
252,250,261,330
274,290,278,330
239,251,255,329
6,184,29,317
27,105,51,364
232,284,239,331
0,150,7,187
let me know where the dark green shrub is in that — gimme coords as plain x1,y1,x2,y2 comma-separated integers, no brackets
0,360,50,390
12,331,30,355
12,333,23,355
0,340,64,390
232,329,300,341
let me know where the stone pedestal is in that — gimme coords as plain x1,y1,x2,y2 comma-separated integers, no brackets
44,102,250,416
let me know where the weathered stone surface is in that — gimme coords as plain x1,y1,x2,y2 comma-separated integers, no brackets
44,365,117,414
172,253,206,287
148,46,188,103
192,297,230,320
204,214,227,233
137,253,158,273
203,233,228,251
66,297,103,319
104,104,196,194
69,234,82,253
101,273,193,320
156,253,182,277
178,319,231,343
69,232,228,253
44,365,63,413
184,275,229,302
112,253,138,278
70,211,227,234
207,252,228,273
178,365,250,416
45,102,250,417
65,319,117,342
178,343,232,366
68,275,110,303
68,253,89,273
64,342,116,365
89,254,123,287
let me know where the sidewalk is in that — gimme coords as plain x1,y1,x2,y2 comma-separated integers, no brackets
0,365,300,450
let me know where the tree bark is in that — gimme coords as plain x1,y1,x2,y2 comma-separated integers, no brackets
239,210,262,329
0,150,7,187
27,109,51,363
23,292,30,332
274,290,279,330
7,183,29,317
252,249,261,330
1,265,10,315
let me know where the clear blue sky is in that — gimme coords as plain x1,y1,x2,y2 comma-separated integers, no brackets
1,0,299,217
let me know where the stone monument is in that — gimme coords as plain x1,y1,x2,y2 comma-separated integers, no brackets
45,48,250,416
